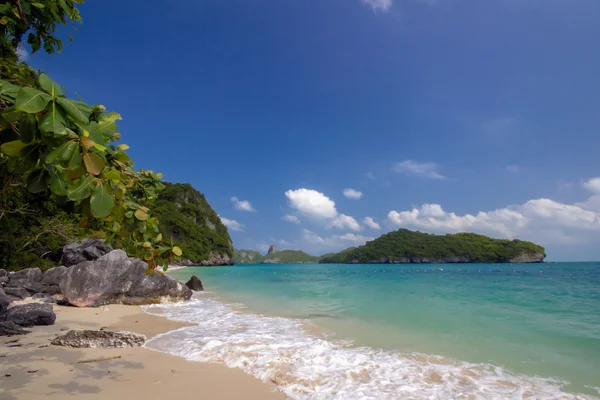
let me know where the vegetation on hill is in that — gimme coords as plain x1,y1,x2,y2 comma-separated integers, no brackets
234,249,265,264
153,183,233,263
320,229,546,264
264,250,320,263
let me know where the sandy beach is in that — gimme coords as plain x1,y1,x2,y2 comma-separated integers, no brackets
1,303,284,400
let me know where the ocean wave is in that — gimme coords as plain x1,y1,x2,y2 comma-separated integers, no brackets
143,295,596,400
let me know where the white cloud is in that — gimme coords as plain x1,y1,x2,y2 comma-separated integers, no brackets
394,160,445,180
282,214,300,224
16,46,28,62
583,178,600,194
231,196,256,212
361,0,392,12
387,195,600,246
301,229,374,251
285,189,338,219
506,165,521,173
363,217,381,230
366,172,376,180
338,233,376,243
220,216,244,232
343,188,363,200
330,214,362,232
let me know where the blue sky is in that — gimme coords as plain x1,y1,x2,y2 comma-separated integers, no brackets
27,0,600,260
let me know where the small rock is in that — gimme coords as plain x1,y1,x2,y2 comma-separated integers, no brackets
0,269,8,278
7,268,43,287
0,276,8,285
0,288,12,313
51,330,146,348
185,276,204,291
61,239,113,267
41,266,68,286
0,321,30,336
5,303,56,327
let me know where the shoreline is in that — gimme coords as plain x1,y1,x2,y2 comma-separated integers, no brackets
1,303,284,400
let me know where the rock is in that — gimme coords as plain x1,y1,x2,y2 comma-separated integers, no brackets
3,286,30,299
7,268,42,287
267,245,279,255
185,276,203,291
0,276,8,285
61,238,113,267
41,266,68,285
60,250,192,307
0,287,12,313
509,252,545,263
51,330,146,348
31,293,54,303
198,252,234,266
0,321,30,336
0,269,7,277
5,303,56,327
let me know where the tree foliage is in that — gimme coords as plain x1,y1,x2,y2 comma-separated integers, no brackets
0,0,82,54
0,74,181,270
320,229,546,264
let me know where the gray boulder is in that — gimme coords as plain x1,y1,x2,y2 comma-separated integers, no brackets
41,266,68,285
0,268,7,277
60,250,192,307
0,276,8,285
7,268,42,287
0,287,12,313
3,286,30,299
0,321,30,336
4,303,56,326
61,238,113,267
51,330,146,348
185,275,204,291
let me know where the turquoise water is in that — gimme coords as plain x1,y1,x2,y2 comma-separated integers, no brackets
150,262,600,399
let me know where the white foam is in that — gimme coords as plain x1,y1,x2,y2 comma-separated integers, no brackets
144,296,596,400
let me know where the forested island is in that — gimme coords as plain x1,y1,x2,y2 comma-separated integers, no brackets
235,246,319,264
320,229,546,264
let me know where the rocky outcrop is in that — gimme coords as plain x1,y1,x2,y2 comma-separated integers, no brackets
3,303,56,327
0,321,30,336
199,252,234,266
7,268,43,287
185,276,203,291
509,252,545,263
51,330,146,348
60,250,192,307
3,286,30,300
267,245,278,256
61,238,113,267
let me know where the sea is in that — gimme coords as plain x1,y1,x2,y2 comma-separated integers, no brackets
143,262,600,399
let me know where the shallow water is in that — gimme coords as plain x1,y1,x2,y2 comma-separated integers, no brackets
145,262,600,399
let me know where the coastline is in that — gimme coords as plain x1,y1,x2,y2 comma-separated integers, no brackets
1,303,284,400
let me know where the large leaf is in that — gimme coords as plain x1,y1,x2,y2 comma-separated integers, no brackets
83,152,105,175
39,102,69,136
1,140,27,157
90,182,115,218
68,148,83,169
0,80,20,99
134,208,148,221
56,97,91,123
18,114,38,143
39,74,64,97
67,175,95,201
46,141,77,164
15,87,53,113
98,112,122,134
50,171,68,196
26,169,50,193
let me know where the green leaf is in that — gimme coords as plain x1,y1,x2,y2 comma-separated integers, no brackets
46,141,78,164
98,112,122,133
38,102,69,136
0,80,20,99
172,246,183,256
90,182,115,218
26,169,50,193
0,16,9,25
32,2,45,8
39,74,63,97
56,97,91,123
83,152,105,175
15,87,53,113
50,171,68,196
102,169,121,182
134,209,148,221
125,210,134,219
18,114,38,143
67,175,95,201
1,140,27,157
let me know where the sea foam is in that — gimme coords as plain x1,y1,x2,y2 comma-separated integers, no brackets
143,295,596,400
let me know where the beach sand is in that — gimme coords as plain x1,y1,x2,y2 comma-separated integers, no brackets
1,303,284,400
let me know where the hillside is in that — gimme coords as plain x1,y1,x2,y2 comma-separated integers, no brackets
320,229,545,264
235,250,266,264
153,183,234,265
264,250,320,264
